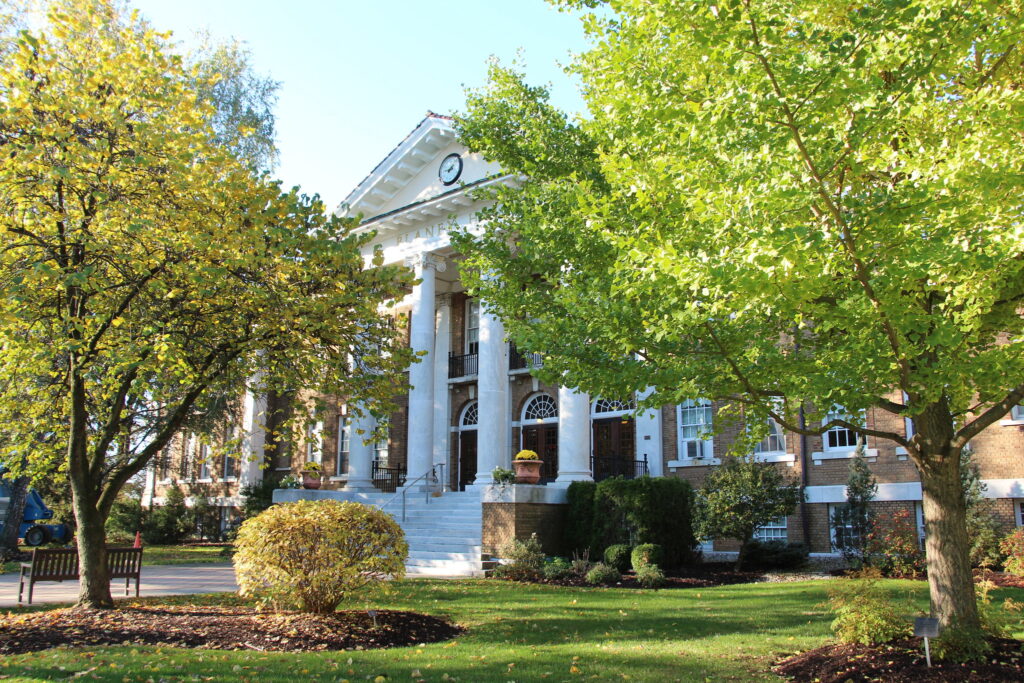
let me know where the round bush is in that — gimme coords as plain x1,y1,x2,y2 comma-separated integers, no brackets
543,557,572,580
635,563,666,588
233,500,407,613
585,562,622,586
631,543,664,571
604,544,631,572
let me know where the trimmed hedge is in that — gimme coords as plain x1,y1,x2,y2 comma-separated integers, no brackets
563,476,698,569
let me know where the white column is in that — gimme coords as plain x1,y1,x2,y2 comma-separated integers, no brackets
556,385,593,483
239,388,267,487
343,410,377,491
141,467,156,507
636,387,664,477
432,293,452,490
405,254,445,484
472,303,509,485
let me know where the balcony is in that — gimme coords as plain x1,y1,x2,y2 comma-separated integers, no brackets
509,345,544,372
448,352,478,379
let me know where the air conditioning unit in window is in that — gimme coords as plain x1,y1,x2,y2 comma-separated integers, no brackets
686,441,708,459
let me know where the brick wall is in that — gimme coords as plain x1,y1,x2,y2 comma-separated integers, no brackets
482,501,567,556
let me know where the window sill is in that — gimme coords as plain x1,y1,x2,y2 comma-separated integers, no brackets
328,476,347,482
273,467,292,472
753,452,796,464
222,477,238,482
667,458,720,468
196,478,214,483
812,448,878,463
1000,419,1024,427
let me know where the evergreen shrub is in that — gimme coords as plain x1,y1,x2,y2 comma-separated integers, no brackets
564,477,697,569
233,500,407,613
635,563,666,588
631,543,664,571
743,541,808,570
142,484,191,545
585,562,621,585
603,543,631,572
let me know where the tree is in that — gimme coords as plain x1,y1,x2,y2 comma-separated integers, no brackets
831,441,877,565
0,0,414,608
695,457,800,570
453,0,1024,632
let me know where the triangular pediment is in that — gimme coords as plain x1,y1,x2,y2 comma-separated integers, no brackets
338,113,501,222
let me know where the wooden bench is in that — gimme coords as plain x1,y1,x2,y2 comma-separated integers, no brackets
18,546,143,605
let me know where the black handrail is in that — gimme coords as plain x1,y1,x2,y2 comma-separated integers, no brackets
509,344,544,371
448,352,478,378
372,461,406,493
590,454,649,482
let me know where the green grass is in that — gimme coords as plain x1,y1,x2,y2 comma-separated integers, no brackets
2,544,230,574
4,578,1020,682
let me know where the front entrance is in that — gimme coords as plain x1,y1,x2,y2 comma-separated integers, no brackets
522,424,558,482
592,417,637,480
458,430,477,491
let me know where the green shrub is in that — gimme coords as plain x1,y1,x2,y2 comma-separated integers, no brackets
604,544,631,572
543,556,572,580
1000,527,1024,576
933,627,992,663
564,477,697,569
142,484,191,545
585,563,621,585
743,541,808,570
635,563,666,588
967,508,1005,569
239,478,278,520
827,568,913,645
233,500,407,613
492,467,516,486
493,533,545,581
106,496,143,543
570,550,595,579
631,543,664,571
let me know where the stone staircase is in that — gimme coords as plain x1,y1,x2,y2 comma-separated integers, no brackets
273,486,490,576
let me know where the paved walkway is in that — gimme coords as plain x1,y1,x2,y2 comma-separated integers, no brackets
0,563,238,608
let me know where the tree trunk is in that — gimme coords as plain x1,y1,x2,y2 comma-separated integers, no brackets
735,536,751,572
72,492,113,609
1,475,30,560
918,450,980,631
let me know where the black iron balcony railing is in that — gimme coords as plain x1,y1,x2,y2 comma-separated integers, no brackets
372,460,406,493
591,454,649,482
509,344,544,371
448,352,478,378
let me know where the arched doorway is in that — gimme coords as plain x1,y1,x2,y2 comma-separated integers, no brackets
521,394,559,482
457,401,478,491
591,398,640,480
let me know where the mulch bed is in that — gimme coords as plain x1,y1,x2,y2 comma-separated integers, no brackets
774,637,1024,682
0,605,463,654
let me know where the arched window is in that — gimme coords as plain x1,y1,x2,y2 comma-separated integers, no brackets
460,400,479,429
522,394,558,422
592,398,636,415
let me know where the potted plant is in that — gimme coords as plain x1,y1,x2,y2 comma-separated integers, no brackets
512,449,543,484
300,462,323,489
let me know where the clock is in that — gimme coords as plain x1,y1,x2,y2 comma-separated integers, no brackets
439,153,463,185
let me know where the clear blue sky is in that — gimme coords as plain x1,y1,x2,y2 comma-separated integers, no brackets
129,0,590,212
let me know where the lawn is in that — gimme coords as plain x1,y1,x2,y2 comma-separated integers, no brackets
1,544,230,574
4,577,1020,682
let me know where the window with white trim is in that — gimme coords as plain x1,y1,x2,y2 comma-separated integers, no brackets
593,398,636,414
198,444,210,480
223,426,237,480
374,428,390,466
306,421,323,464
1016,500,1024,527
466,299,480,354
829,503,863,552
1012,404,1024,421
824,406,860,451
915,502,927,548
754,516,788,542
754,416,786,455
679,399,713,459
336,413,350,477
461,400,478,428
523,394,558,422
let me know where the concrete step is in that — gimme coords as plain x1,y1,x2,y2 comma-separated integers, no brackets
408,543,482,555
407,537,481,548
407,550,480,563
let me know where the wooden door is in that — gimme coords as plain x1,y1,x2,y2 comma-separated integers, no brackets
458,430,477,491
592,418,636,480
522,424,559,481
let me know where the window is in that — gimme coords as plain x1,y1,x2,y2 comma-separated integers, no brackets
223,426,237,480
679,399,713,459
593,398,636,414
198,444,210,480
523,394,558,422
461,400,478,428
902,391,915,440
1012,405,1024,421
374,427,390,465
306,422,323,464
466,299,480,354
829,504,863,552
754,417,786,454
824,406,860,451
336,413,350,477
754,516,788,542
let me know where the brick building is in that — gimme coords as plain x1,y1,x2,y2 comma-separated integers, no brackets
146,114,1024,565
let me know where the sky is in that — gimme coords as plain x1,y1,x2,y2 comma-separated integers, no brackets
128,0,592,213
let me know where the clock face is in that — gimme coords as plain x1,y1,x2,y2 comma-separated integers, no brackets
439,153,463,185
